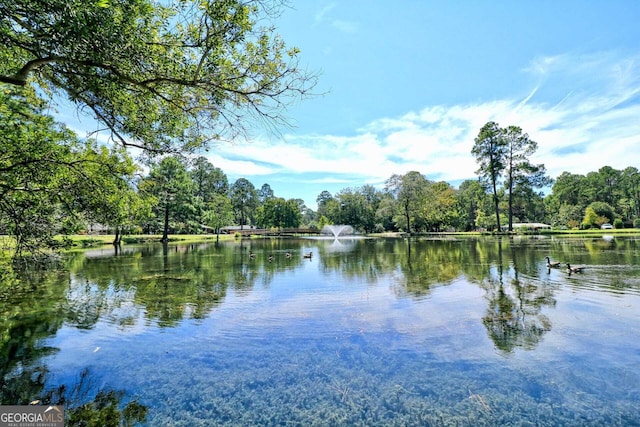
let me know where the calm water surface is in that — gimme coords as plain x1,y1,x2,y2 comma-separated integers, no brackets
2,236,640,426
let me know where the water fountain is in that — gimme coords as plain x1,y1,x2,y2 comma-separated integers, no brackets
320,224,354,238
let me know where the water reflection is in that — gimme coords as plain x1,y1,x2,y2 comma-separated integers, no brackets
1,236,640,425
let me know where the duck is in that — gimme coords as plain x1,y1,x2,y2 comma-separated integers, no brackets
268,254,274,262
545,256,561,268
303,252,313,259
285,252,292,259
566,263,585,273
249,250,256,259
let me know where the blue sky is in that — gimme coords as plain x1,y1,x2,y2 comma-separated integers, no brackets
60,1,640,210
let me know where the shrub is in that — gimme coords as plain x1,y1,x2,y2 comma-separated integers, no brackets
634,218,640,229
613,218,624,229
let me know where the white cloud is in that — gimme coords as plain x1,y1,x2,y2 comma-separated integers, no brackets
209,51,640,196
313,2,358,34
331,20,358,33
314,3,336,24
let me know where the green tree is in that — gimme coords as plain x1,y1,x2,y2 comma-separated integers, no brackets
545,172,589,224
509,184,547,224
258,183,275,204
282,199,303,228
503,126,551,231
317,215,331,230
203,194,234,243
456,179,486,231
551,204,583,229
189,156,228,231
140,156,195,242
587,166,621,207
323,198,343,225
581,206,599,229
0,0,317,153
423,181,458,232
255,197,301,229
316,190,334,219
550,172,588,207
375,193,397,232
472,121,507,231
190,157,228,201
359,185,383,233
385,172,428,233
229,178,258,229
620,166,640,223
0,87,138,255
82,155,152,244
334,187,375,233
587,201,615,225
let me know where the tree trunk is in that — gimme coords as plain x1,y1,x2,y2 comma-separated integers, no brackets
507,154,514,232
161,204,170,243
113,226,122,245
491,176,501,232
404,199,411,234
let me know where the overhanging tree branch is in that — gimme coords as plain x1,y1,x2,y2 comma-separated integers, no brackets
0,0,318,155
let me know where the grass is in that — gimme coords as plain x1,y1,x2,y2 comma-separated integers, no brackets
61,233,237,247
3,228,640,256
538,228,640,236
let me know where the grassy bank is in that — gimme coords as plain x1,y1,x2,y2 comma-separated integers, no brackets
61,233,238,247
4,228,640,256
371,229,640,238
537,228,639,236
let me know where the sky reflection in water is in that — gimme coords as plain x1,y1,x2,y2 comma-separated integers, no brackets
8,237,640,425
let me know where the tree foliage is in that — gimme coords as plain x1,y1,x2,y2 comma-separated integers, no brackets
423,181,458,232
0,87,138,255
203,193,234,242
255,197,301,229
472,121,507,231
385,172,428,233
190,157,228,202
229,178,258,229
503,125,550,230
546,166,640,228
0,0,317,153
457,179,485,231
258,183,275,204
139,156,195,241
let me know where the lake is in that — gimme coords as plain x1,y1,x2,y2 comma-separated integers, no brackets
2,235,640,426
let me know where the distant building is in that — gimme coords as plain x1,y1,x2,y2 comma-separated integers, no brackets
507,223,552,231
88,223,110,234
220,225,255,234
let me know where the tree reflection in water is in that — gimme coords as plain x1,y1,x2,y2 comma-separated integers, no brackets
2,236,639,425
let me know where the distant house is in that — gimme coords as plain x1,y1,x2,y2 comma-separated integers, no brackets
220,225,255,234
87,223,110,234
508,223,552,231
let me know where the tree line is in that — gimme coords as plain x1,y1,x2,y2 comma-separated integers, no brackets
4,89,640,258
3,85,639,258
2,1,639,260
0,0,315,258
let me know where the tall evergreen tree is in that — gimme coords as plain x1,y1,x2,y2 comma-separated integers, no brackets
503,126,551,231
229,178,258,229
140,156,195,242
472,122,507,231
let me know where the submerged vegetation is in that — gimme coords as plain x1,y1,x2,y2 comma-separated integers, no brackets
2,237,639,425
